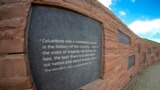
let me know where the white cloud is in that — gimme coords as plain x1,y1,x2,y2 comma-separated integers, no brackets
130,0,136,3
128,19,160,34
128,19,160,43
119,11,126,16
98,0,112,9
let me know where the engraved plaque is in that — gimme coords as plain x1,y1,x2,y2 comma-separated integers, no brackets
142,52,146,64
27,5,102,90
128,55,135,69
118,30,131,44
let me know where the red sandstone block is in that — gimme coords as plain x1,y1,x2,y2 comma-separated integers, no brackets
0,88,34,90
64,0,84,7
0,54,27,78
0,0,21,4
80,79,107,90
0,17,26,31
0,38,24,54
24,89,34,90
105,41,117,47
0,77,32,89
0,54,31,89
0,2,29,32
0,2,29,21
104,60,115,72
0,29,24,39
103,70,115,79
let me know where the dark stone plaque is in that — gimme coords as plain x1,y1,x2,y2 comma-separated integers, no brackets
118,30,131,44
142,52,146,64
27,5,102,90
128,55,135,69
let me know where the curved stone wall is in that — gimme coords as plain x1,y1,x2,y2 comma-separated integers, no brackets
0,0,160,90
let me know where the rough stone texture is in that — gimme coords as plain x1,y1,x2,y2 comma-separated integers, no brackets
0,77,31,89
0,54,27,78
0,54,32,89
0,0,21,4
0,0,160,90
0,38,24,54
0,29,24,39
0,1,32,89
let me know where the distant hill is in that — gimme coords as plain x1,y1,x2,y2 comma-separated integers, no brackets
142,38,160,46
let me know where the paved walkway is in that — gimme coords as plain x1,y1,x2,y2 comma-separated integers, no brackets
123,63,160,90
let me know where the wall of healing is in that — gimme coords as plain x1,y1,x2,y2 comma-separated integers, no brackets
0,0,160,90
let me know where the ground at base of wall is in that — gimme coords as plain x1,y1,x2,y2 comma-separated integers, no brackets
123,62,160,90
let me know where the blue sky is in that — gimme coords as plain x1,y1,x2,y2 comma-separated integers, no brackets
98,0,160,43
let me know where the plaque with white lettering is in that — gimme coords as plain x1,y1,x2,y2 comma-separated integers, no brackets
27,5,102,90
